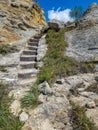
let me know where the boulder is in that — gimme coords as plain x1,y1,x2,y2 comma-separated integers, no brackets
86,101,96,108
48,19,64,31
38,81,52,95
19,112,29,122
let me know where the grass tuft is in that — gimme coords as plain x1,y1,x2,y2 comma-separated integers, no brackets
0,44,18,55
21,83,41,108
70,103,98,130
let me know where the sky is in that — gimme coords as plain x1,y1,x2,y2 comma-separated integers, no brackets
37,0,98,22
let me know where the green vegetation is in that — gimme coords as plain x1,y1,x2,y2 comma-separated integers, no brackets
37,29,78,84
80,62,95,73
21,84,41,108
0,82,23,130
37,28,95,84
70,103,98,130
0,44,18,55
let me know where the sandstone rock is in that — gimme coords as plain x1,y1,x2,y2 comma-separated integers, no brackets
40,119,55,130
94,98,98,106
56,78,65,84
38,81,52,95
86,101,96,108
19,112,29,122
48,19,64,31
0,0,46,44
86,108,98,127
70,95,92,107
80,91,95,97
10,100,21,116
10,2,20,8
22,126,33,130
38,94,46,103
37,35,47,62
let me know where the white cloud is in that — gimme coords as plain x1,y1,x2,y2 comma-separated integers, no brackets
48,8,74,22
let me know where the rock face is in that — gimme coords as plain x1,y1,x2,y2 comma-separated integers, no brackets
0,0,46,45
65,3,98,64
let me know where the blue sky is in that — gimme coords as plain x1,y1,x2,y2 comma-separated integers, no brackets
37,0,98,22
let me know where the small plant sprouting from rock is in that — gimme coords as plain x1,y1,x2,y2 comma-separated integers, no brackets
70,102,98,130
0,44,18,55
21,83,41,108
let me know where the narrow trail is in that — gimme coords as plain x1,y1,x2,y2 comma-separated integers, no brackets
9,32,44,116
18,33,42,86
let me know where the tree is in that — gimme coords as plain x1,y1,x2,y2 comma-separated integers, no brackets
70,6,83,20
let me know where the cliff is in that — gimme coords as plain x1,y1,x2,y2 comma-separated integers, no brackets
65,3,98,65
0,0,46,44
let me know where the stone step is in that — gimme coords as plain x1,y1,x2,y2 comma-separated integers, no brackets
23,50,37,55
27,46,38,51
28,41,38,46
18,69,39,79
29,38,39,42
20,55,37,62
18,78,37,86
20,61,35,69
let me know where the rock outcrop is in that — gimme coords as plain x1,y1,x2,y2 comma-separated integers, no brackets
48,19,64,31
0,0,46,45
65,3,98,65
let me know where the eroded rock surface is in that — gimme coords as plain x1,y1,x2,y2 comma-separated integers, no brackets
65,3,98,64
0,0,46,45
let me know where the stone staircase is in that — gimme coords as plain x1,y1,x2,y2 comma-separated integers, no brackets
18,34,42,86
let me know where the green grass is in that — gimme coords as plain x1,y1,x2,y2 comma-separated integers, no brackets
0,82,24,130
21,83,41,108
37,28,95,84
80,62,95,73
70,103,98,130
0,44,18,55
37,29,78,84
